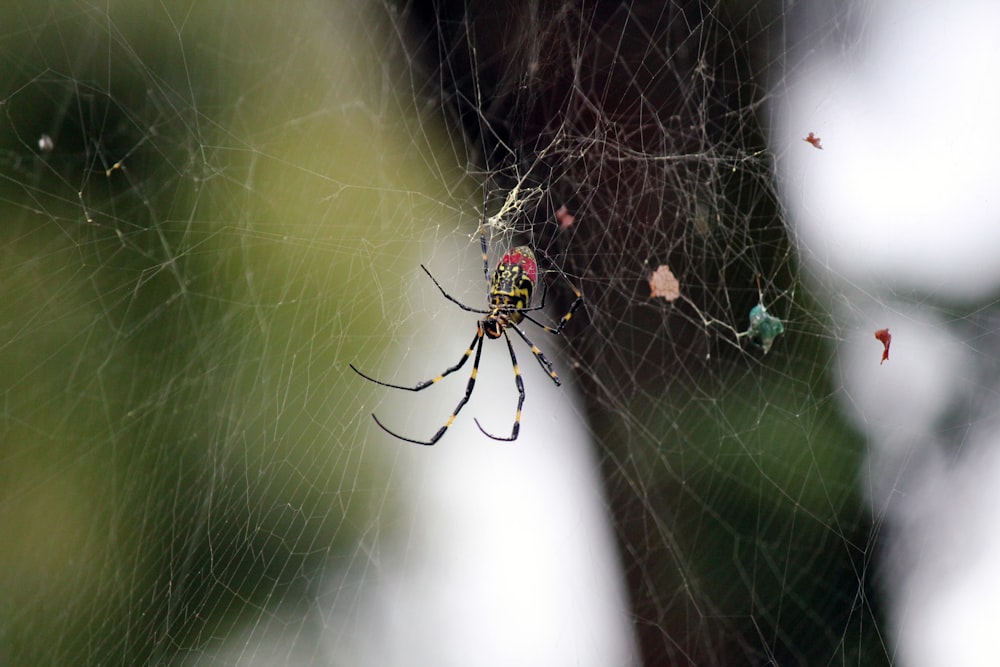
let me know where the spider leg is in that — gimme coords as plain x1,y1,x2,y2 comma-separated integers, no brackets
350,326,482,391
521,284,583,335
516,278,550,315
508,323,561,386
475,330,524,442
421,265,491,314
362,325,486,446
479,223,491,284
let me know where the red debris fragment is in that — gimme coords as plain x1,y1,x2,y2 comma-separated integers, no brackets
804,132,823,149
875,328,891,365
556,205,576,230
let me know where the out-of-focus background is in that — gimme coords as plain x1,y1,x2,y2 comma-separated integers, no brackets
2,1,998,665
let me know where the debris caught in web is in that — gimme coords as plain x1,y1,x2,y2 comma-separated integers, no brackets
744,303,784,354
803,132,823,149
649,265,680,301
556,204,576,230
875,328,891,365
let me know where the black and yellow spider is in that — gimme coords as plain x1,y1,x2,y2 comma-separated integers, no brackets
350,226,583,446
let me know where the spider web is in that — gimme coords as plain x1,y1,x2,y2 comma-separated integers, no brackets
2,1,997,665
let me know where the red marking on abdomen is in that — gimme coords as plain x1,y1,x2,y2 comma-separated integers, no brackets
503,249,538,283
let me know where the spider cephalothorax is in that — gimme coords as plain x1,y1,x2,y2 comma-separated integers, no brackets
350,229,582,445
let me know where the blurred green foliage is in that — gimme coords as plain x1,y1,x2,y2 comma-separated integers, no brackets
0,0,459,662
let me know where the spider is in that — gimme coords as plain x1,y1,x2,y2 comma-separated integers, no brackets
350,225,583,445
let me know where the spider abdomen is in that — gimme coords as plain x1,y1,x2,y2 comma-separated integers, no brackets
489,246,537,313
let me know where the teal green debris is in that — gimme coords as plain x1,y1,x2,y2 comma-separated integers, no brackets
745,303,784,354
